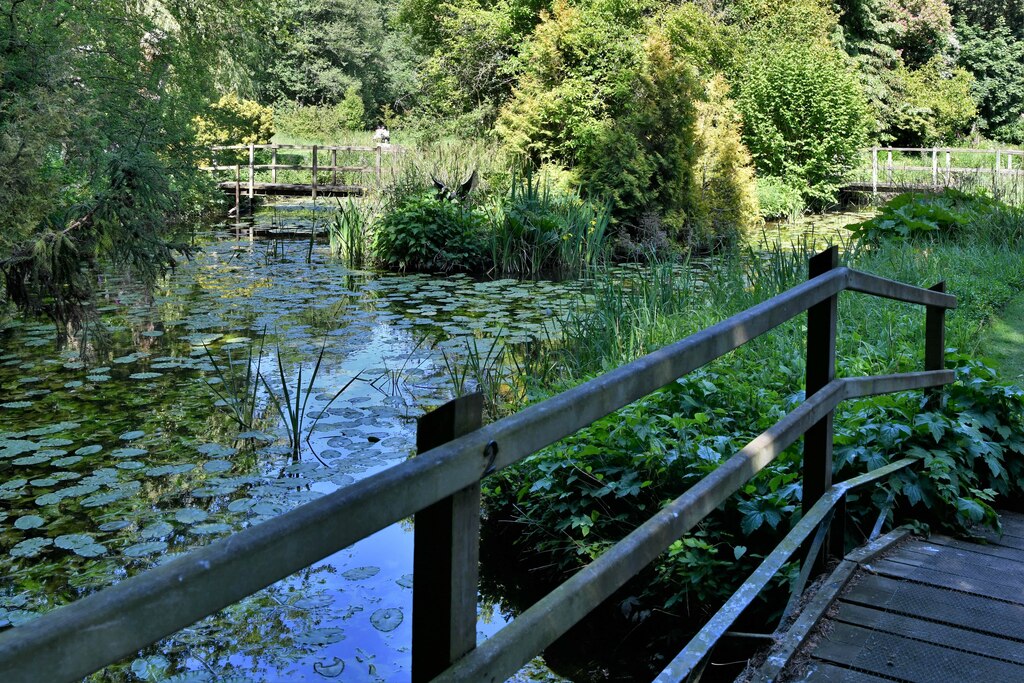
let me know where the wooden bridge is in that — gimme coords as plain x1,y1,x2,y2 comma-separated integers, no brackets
203,143,400,208
7,247,1020,683
844,146,1024,195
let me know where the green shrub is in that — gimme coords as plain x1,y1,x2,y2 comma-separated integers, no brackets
372,193,487,272
193,94,274,162
736,39,872,205
885,56,977,146
849,189,1005,241
686,75,760,251
274,88,367,143
756,176,805,220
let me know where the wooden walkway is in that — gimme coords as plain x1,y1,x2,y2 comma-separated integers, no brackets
773,513,1024,682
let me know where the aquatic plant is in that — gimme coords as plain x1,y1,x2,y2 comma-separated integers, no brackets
261,337,362,460
327,198,373,268
201,329,269,431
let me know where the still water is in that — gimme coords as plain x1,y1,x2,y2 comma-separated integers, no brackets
0,207,578,681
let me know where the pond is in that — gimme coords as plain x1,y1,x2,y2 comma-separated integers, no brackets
0,201,868,682
0,203,579,681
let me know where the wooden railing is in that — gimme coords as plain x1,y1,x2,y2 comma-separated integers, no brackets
0,247,956,683
203,143,400,204
848,146,1024,194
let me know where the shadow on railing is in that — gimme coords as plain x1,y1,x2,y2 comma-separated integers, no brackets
0,247,956,683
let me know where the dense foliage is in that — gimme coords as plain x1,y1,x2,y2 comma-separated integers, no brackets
0,0,270,329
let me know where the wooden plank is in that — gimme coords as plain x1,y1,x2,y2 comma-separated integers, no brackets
812,621,1024,682
792,661,900,682
834,602,1024,665
803,248,838,518
926,534,1024,563
864,558,1024,605
752,530,911,683
842,573,1024,640
885,542,1024,589
969,526,1024,551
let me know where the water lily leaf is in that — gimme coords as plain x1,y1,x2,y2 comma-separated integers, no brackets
10,537,52,558
130,655,169,679
111,447,147,458
396,574,413,589
13,454,51,466
313,657,345,678
196,443,236,458
27,422,80,436
140,521,174,539
30,478,58,487
145,463,195,476
55,533,95,550
129,372,162,380
370,607,403,633
124,541,167,557
14,515,44,530
119,431,145,441
51,456,82,467
174,508,208,524
75,445,103,456
99,520,131,532
116,461,144,470
341,566,380,581
1,402,33,409
190,523,231,536
227,498,255,513
293,627,345,647
85,375,111,383
81,490,129,508
252,502,285,516
203,460,232,473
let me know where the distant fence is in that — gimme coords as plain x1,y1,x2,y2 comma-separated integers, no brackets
202,143,402,206
846,146,1024,199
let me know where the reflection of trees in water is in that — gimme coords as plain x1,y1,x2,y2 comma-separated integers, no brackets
89,565,338,681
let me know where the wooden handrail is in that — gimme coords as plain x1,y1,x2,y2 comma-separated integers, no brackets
0,251,956,683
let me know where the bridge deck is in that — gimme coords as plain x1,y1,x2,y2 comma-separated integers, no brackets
216,181,365,197
777,513,1024,682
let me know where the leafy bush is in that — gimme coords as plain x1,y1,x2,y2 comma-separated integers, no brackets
736,39,872,205
686,76,760,251
193,94,275,162
372,193,487,272
885,56,977,146
274,88,367,143
849,189,1002,241
756,176,805,220
497,7,702,233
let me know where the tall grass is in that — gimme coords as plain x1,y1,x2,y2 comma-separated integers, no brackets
327,198,375,268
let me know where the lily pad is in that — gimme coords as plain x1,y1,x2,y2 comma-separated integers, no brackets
10,537,53,558
341,566,380,581
140,521,174,539
203,460,232,473
119,431,146,441
293,627,345,647
196,443,236,458
129,372,162,380
99,520,132,532
312,657,345,678
190,523,231,536
75,445,103,456
174,508,208,524
369,607,403,633
14,515,44,530
124,541,167,558
1,402,33,409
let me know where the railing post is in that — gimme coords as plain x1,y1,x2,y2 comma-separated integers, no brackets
803,247,838,562
931,147,938,187
376,145,383,182
271,147,278,185
925,282,947,409
311,145,318,201
234,165,241,219
886,149,893,184
871,147,878,194
412,393,484,682
248,143,255,199
332,148,338,187
945,150,951,184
